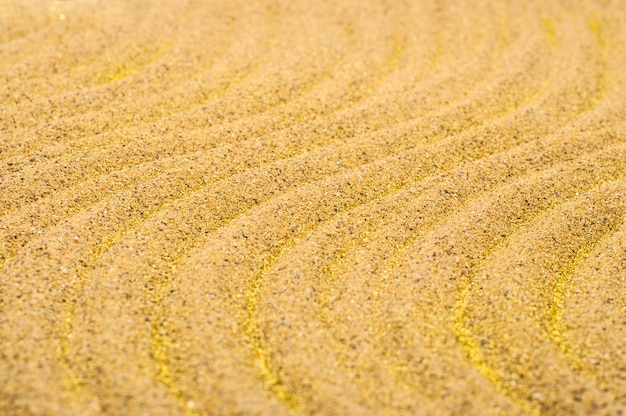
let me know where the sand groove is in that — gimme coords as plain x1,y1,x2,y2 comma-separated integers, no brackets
2,0,626,415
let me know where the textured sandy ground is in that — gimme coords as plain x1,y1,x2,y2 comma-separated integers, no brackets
1,0,626,415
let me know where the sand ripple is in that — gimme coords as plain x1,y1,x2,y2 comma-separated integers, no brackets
1,0,625,414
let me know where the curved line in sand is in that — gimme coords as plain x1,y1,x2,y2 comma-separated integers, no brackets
3,2,626,415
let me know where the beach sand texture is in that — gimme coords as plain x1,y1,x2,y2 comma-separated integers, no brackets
1,0,626,414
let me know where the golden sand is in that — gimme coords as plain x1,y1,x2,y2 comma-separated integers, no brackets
1,0,625,414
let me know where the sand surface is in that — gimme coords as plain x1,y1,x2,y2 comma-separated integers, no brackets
1,0,626,415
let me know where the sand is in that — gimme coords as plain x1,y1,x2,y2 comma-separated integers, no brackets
1,0,625,414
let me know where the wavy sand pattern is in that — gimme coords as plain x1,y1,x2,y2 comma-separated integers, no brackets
1,0,626,415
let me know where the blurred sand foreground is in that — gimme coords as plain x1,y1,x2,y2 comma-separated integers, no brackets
1,0,626,414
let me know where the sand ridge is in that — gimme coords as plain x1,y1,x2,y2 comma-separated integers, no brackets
1,0,626,415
